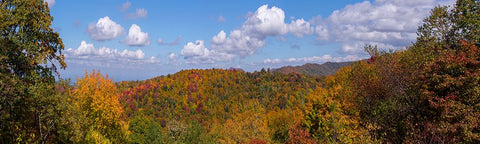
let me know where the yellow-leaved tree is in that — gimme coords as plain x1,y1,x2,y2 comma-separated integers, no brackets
302,70,373,143
64,70,127,143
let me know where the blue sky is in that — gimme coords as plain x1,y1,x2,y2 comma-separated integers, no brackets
45,0,454,81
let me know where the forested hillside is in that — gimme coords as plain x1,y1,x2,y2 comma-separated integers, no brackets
1,0,479,143
116,69,321,143
272,61,355,77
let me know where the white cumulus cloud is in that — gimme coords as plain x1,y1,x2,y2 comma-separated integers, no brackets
181,40,209,57
313,0,453,53
178,1,455,65
210,5,292,59
242,5,288,37
211,30,265,57
180,40,235,64
66,41,145,60
288,19,314,38
181,4,318,63
314,24,329,41
167,53,180,65
169,53,178,60
65,41,158,67
86,16,125,41
121,24,151,46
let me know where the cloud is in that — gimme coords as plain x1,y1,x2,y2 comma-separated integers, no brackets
211,30,265,57
263,58,282,64
169,53,178,60
210,5,290,58
242,5,288,37
264,55,364,64
135,9,148,18
211,30,227,44
218,16,226,22
313,0,453,53
126,8,148,19
121,24,151,46
178,2,455,64
66,41,144,59
180,40,235,64
65,41,159,67
167,53,180,65
147,56,160,64
121,1,131,12
86,16,125,41
314,24,329,41
181,4,317,63
181,40,209,57
287,19,314,38
158,36,182,46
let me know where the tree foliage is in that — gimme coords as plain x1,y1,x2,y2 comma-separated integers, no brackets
118,69,320,143
341,1,480,143
59,70,127,143
0,0,65,143
128,114,166,144
0,0,66,79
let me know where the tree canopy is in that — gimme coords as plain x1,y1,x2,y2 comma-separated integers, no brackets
0,0,65,143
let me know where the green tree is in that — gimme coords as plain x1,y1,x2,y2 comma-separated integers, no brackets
128,115,166,144
0,0,66,143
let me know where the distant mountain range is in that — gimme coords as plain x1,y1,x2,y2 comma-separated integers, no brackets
272,61,356,77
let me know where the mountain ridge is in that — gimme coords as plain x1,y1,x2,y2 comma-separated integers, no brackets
272,61,356,77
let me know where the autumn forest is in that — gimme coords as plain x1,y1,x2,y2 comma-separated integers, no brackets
1,0,479,143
